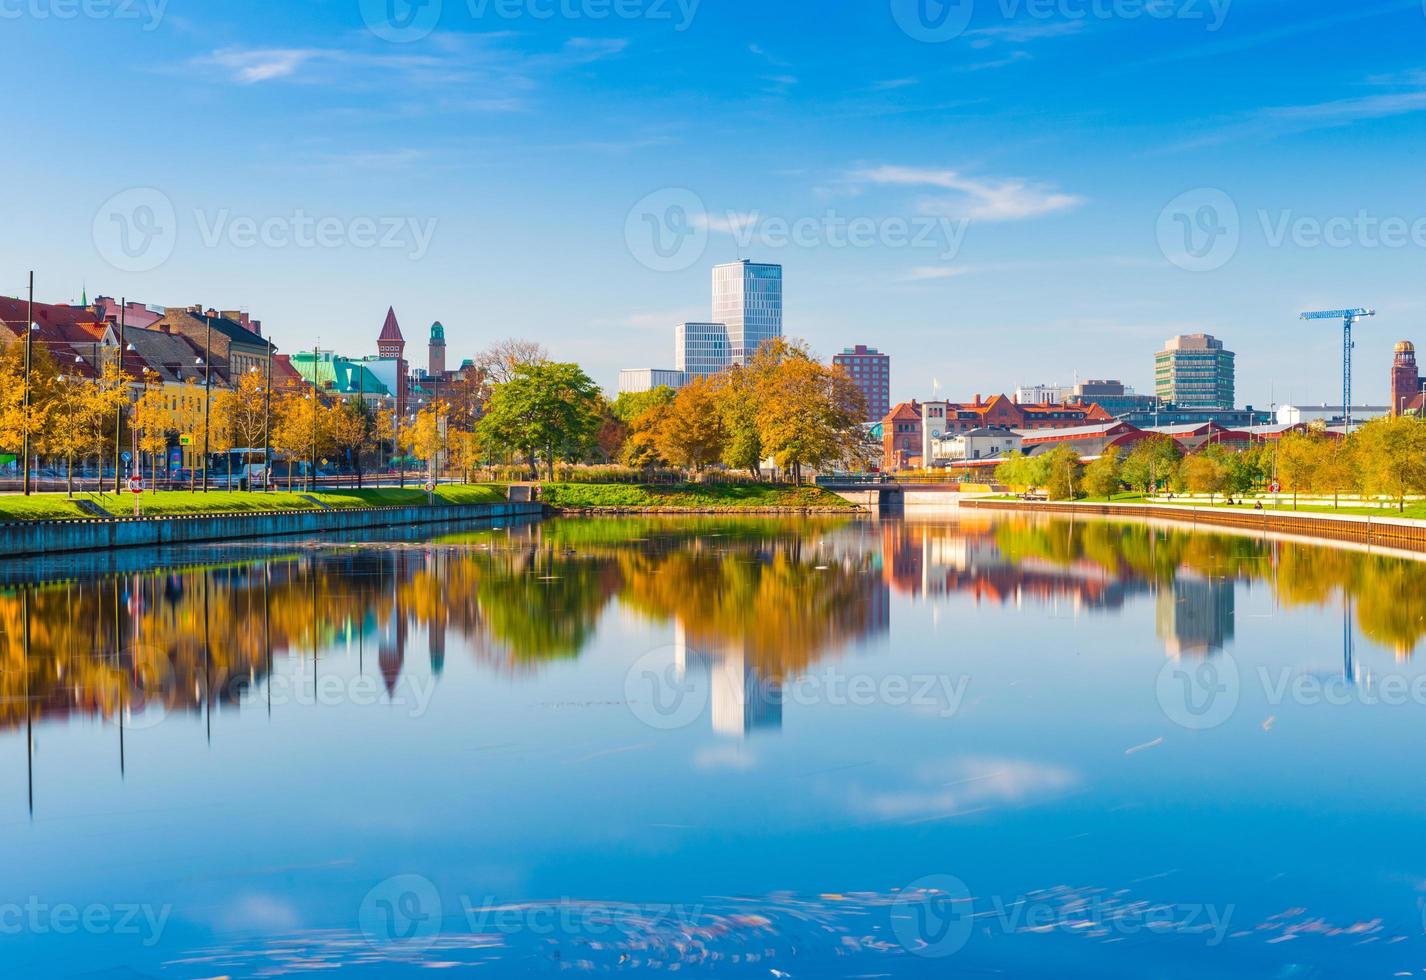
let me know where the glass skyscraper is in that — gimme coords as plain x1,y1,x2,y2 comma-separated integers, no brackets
713,260,782,365
676,322,731,379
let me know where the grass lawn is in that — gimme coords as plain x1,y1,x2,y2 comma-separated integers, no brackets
0,485,510,521
538,482,856,510
984,493,1426,521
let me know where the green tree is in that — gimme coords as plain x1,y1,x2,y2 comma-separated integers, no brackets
1042,445,1083,500
712,365,765,478
1121,435,1182,495
477,362,602,480
1081,447,1124,499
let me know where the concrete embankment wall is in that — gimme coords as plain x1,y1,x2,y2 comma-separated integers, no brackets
3,502,546,558
961,499,1426,553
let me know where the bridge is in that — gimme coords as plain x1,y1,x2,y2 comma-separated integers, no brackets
815,476,995,513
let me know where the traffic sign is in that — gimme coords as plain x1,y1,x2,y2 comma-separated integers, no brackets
179,434,193,447
129,476,145,495
121,452,131,463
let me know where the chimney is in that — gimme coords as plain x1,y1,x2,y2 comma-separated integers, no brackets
974,393,982,406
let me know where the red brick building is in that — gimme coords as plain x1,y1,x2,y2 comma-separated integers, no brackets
1392,341,1424,416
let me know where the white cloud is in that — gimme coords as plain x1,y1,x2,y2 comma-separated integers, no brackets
846,756,1079,821
851,165,1084,222
205,47,320,84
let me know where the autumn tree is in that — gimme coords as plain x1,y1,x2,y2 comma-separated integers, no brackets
712,365,765,478
272,390,333,490
654,377,727,473
752,340,864,483
1181,452,1230,502
403,403,445,481
1354,416,1426,512
213,368,269,486
0,338,61,473
1275,430,1322,509
1313,437,1358,508
129,370,171,485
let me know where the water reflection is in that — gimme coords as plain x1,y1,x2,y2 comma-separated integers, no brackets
7,515,1426,742
6,514,1426,976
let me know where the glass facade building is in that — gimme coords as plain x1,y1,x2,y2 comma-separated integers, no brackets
713,260,782,365
676,322,731,379
1155,334,1236,409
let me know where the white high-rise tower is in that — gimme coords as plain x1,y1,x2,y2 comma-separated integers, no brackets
712,260,782,366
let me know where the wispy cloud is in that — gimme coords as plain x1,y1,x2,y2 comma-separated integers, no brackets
204,47,320,84
851,165,1085,221
966,19,1086,48
844,756,1079,823
1169,88,1426,151
873,78,918,91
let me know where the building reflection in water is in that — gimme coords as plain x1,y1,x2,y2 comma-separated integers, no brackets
5,514,1426,811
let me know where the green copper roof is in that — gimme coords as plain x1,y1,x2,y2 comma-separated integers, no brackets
430,321,445,342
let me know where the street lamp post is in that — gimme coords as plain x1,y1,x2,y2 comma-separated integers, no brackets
201,317,213,493
263,342,273,492
22,271,34,495
113,299,127,493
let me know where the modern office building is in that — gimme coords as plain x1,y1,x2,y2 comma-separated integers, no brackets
1014,383,1072,405
833,345,892,423
676,321,731,379
618,368,688,395
1069,379,1159,417
1155,334,1235,409
712,260,782,365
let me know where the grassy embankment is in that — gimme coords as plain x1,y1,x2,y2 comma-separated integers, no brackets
0,485,509,522
990,493,1426,520
538,482,856,511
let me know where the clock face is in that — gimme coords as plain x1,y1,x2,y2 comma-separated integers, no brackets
931,429,943,439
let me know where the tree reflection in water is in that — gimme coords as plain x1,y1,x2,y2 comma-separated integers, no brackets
3,515,1426,738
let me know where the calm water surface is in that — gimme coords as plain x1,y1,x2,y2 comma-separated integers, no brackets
5,513,1426,978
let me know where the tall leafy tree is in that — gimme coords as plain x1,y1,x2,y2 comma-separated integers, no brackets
1354,416,1426,512
478,362,601,480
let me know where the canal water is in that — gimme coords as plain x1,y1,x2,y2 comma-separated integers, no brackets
4,514,1426,978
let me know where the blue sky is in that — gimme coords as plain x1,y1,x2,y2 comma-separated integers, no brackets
4,0,1426,406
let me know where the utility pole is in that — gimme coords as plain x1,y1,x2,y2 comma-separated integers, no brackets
309,344,319,492
202,316,213,493
263,339,273,492
22,271,34,496
113,299,127,493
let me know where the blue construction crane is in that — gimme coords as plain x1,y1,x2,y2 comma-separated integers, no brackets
1299,308,1375,431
